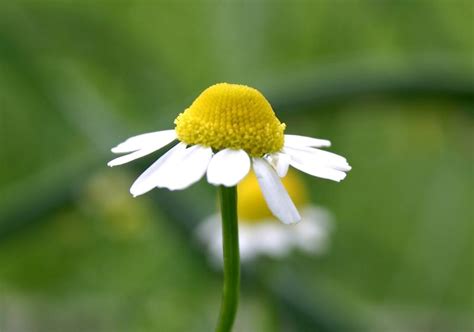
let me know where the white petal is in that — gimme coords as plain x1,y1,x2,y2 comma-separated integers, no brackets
265,153,291,178
252,224,292,257
296,147,352,172
111,130,176,153
284,134,331,148
285,146,351,171
157,145,213,191
283,147,349,182
108,145,167,167
238,226,260,262
130,142,187,196
252,158,301,224
206,149,251,187
108,130,177,167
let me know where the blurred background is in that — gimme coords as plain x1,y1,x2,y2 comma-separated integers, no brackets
0,1,473,331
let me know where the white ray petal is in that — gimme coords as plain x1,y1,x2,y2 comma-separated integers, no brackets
111,130,176,153
284,134,331,148
158,145,213,191
284,146,351,172
108,145,168,167
130,142,187,196
206,149,251,187
252,158,301,225
283,147,348,182
252,224,292,257
265,153,291,178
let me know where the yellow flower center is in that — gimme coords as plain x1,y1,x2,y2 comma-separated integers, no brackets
238,171,308,223
174,83,285,157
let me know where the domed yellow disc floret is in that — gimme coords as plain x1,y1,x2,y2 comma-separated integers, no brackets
238,170,308,223
174,83,286,157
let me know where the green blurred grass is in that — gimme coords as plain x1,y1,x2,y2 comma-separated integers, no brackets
0,1,473,331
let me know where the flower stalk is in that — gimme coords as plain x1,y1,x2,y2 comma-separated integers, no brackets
215,186,240,332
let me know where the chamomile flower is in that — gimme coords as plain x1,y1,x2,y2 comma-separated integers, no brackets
197,171,333,263
108,83,351,224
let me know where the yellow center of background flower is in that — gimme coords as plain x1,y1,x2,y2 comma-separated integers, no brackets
237,171,308,223
174,83,286,157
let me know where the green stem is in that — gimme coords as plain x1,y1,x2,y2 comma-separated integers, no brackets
215,186,240,332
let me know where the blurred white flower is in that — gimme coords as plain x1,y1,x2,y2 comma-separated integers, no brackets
197,171,334,263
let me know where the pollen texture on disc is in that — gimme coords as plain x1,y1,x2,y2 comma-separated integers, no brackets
174,83,286,157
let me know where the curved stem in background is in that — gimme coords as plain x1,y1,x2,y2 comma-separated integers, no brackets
215,186,240,332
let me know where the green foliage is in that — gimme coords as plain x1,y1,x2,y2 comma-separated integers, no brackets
0,1,472,331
